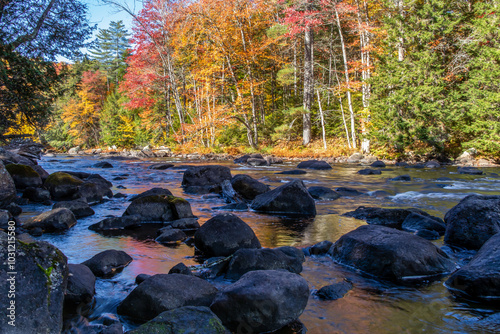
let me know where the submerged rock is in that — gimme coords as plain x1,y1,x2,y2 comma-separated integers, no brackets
315,280,353,301
182,165,232,194
444,195,500,250
210,270,309,333
446,233,500,300
127,306,228,334
155,228,187,244
5,163,42,189
230,174,270,201
357,168,382,175
329,225,455,283
276,170,307,175
89,216,142,232
250,180,316,217
148,163,174,170
335,187,363,196
194,213,261,257
389,174,411,182
297,160,332,170
458,166,483,175
0,231,68,334
225,246,305,280
23,208,77,232
307,186,340,201
82,250,133,278
117,274,218,322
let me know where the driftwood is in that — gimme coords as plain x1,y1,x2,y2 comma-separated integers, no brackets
220,180,244,203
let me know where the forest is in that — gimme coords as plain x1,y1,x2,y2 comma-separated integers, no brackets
1,0,500,160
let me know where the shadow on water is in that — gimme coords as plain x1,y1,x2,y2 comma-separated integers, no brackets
25,155,500,333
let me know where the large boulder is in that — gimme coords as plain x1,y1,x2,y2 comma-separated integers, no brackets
401,212,446,236
22,187,51,203
225,246,305,280
123,195,195,222
129,188,173,202
210,270,309,333
444,195,500,250
297,160,332,170
230,174,270,201
0,232,68,333
117,274,218,322
44,172,83,200
445,233,500,300
328,225,456,283
5,163,42,189
250,180,316,217
182,165,232,194
127,306,228,334
0,162,16,207
343,206,443,229
23,208,77,232
53,200,95,218
194,213,261,257
64,264,96,313
81,250,133,278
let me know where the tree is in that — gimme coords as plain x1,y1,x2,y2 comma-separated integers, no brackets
89,21,130,86
0,0,94,136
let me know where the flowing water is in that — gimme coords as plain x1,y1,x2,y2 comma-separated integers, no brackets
25,155,500,333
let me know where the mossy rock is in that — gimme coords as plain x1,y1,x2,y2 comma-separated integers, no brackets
5,163,42,189
44,172,83,200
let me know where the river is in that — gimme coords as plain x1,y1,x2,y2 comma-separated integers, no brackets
25,155,500,333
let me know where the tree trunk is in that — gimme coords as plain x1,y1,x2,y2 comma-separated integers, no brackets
316,90,327,149
303,24,314,146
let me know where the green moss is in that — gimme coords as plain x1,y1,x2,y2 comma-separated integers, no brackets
5,163,39,177
167,195,188,204
45,171,83,186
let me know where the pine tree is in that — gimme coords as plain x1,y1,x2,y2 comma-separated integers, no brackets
370,0,464,156
89,20,130,87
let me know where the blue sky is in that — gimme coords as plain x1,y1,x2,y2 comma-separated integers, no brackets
87,0,143,35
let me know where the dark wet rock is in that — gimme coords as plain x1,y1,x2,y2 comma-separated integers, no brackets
194,213,261,257
168,262,193,276
0,231,68,334
22,186,51,203
369,190,392,197
62,171,91,180
127,306,228,334
343,206,441,229
234,155,251,164
165,217,200,231
416,229,441,240
307,240,333,256
265,156,283,165
402,212,446,235
182,165,232,194
357,168,382,175
436,177,452,181
113,193,127,198
247,158,269,166
197,257,231,279
446,233,500,300
0,209,13,230
85,173,113,188
129,187,173,201
212,203,249,211
370,160,386,168
425,160,441,168
29,227,43,236
315,280,353,300
32,165,49,182
64,264,96,313
347,153,364,163
117,274,218,322
148,163,174,170
251,180,316,217
444,195,500,250
231,174,270,201
473,312,500,333
89,216,142,232
458,166,483,175
135,274,151,285
335,187,363,197
297,160,332,170
225,246,305,280
44,172,84,200
389,174,411,182
328,225,456,283
116,185,126,189
23,208,77,232
211,270,309,333
53,200,95,218
5,163,42,189
82,250,133,278
155,228,187,244
0,162,16,207
408,163,426,168
307,186,340,201
77,182,113,203
276,170,307,175
395,161,409,167
124,195,195,222
93,161,113,168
